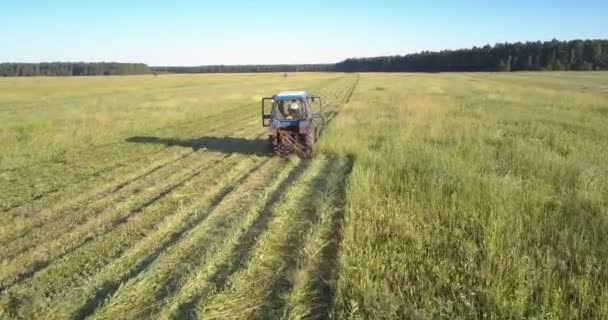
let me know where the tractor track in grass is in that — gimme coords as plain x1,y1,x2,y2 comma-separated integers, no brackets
0,128,269,292
0,108,260,218
89,158,313,320
0,147,172,215
159,78,360,320
261,159,348,319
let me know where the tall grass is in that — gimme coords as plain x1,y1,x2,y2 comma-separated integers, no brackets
321,72,608,319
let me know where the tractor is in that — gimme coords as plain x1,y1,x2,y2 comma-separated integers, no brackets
262,91,324,157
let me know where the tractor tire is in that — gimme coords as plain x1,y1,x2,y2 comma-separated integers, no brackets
268,135,275,152
304,128,315,157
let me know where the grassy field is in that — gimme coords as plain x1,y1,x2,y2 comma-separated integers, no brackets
0,72,607,319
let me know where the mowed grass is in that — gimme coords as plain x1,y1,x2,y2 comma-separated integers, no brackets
0,72,607,319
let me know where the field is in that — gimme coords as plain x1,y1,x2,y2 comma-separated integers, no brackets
0,72,607,319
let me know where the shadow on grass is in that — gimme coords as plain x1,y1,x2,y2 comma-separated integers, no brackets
126,136,270,156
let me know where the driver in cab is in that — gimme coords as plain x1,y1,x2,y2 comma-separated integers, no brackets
286,100,301,119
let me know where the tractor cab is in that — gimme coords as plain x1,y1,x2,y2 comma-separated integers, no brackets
261,91,324,157
262,91,323,127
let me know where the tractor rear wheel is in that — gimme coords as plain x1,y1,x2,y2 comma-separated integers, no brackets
304,128,315,157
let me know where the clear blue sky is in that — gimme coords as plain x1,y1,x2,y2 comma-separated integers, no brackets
2,0,606,66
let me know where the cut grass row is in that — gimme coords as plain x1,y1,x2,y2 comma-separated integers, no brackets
0,106,260,214
0,152,260,319
0,74,360,319
89,156,291,320
88,76,360,320
0,151,227,292
0,151,222,260
0,115,265,249
197,157,351,320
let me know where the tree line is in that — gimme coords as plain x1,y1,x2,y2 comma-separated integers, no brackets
0,62,152,77
2,40,607,76
335,39,608,72
152,64,333,74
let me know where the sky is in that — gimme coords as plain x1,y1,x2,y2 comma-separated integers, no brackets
2,0,607,66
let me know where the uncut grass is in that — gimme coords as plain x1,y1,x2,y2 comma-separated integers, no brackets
88,157,286,320
322,73,608,319
198,157,339,320
0,155,266,319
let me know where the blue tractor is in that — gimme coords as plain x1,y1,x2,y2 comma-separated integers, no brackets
262,91,324,157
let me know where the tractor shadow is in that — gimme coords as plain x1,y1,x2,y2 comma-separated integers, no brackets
126,136,270,156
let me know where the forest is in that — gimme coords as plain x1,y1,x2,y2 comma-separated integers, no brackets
0,62,152,77
153,64,333,74
334,39,608,72
2,40,607,76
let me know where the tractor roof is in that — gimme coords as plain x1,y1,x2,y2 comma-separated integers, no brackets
275,91,308,101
